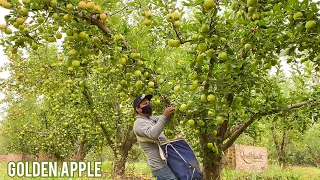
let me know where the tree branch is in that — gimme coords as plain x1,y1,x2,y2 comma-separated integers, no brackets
222,98,320,151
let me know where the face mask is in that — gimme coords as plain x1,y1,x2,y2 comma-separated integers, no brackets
141,104,152,115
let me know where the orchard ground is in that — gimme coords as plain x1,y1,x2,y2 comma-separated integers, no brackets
0,162,320,180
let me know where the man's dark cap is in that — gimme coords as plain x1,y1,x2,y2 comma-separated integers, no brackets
133,94,153,112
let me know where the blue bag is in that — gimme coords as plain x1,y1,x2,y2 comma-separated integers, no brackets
160,138,203,180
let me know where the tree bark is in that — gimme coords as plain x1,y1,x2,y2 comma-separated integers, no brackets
112,131,136,178
199,133,223,180
74,140,89,161
113,153,127,178
272,127,288,169
202,155,223,180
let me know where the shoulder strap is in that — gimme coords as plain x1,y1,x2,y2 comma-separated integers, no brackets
135,134,166,160
136,135,159,143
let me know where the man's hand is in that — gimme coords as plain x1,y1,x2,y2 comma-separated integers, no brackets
163,106,175,118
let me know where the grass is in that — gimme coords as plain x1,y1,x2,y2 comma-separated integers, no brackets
1,162,320,179
221,165,320,180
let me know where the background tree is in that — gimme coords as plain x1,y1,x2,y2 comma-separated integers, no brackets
0,0,319,179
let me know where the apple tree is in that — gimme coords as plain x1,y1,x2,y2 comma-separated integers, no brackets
1,0,320,179
136,0,320,179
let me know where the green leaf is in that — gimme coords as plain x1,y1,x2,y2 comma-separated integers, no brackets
288,0,299,7
273,4,280,12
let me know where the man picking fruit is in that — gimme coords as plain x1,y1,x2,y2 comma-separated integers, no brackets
133,94,177,179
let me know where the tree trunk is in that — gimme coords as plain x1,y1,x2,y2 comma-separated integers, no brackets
75,141,86,161
272,127,288,169
113,149,129,178
112,131,136,178
202,154,223,180
199,132,224,180
53,153,64,163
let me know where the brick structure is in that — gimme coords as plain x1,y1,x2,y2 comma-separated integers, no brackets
223,144,268,172
0,154,26,162
0,153,49,162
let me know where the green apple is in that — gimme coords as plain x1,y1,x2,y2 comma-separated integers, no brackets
220,37,227,43
87,2,95,10
190,73,197,80
145,10,152,19
168,39,175,46
19,7,28,16
197,120,204,126
212,147,218,154
192,80,199,87
78,1,87,9
56,32,62,39
168,39,180,47
155,99,161,105
192,34,199,40
100,13,107,20
172,11,180,21
201,25,210,33
4,27,12,34
218,52,227,60
174,21,180,28
66,4,73,10
247,0,257,7
119,58,126,65
166,13,174,22
116,85,122,91
79,32,87,39
216,116,224,124
94,5,101,12
72,60,80,67
187,100,193,107
206,49,215,57
204,0,215,10
207,143,213,149
120,80,127,86
174,86,180,92
135,70,142,76
148,88,154,93
208,110,215,116
159,78,164,84
207,94,215,102
148,81,154,88
305,20,316,31
197,54,204,62
244,43,251,50
187,119,195,126
252,13,260,20
201,94,207,102
16,17,25,25
293,12,303,21
119,92,126,97
180,104,187,111
144,19,152,26
50,0,57,7
31,43,38,50
197,43,207,52
136,81,143,88
63,14,72,22
212,130,217,136
248,7,255,14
